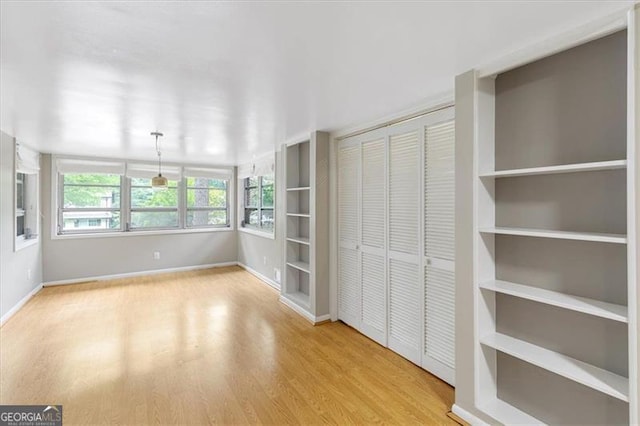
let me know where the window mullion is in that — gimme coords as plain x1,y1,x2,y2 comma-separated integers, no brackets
123,176,130,232
257,176,262,228
179,175,186,229
58,173,64,234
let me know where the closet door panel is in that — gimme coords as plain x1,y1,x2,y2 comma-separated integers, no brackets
361,252,386,344
425,120,455,260
388,127,422,364
388,257,421,364
424,263,455,383
338,143,360,328
361,138,386,250
338,247,360,327
338,144,359,245
360,137,387,344
389,130,421,256
423,117,456,385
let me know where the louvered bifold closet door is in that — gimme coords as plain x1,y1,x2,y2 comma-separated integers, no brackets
423,114,456,386
360,136,387,346
388,124,422,364
338,142,361,328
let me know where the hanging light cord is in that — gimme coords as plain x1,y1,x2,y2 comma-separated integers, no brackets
155,133,162,176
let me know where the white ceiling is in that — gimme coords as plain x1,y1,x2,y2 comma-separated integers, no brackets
0,1,634,166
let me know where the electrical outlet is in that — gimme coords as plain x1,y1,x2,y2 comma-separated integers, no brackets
263,256,267,265
27,269,32,280
153,251,160,260
274,268,281,284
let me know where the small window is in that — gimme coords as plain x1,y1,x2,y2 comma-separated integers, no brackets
60,173,121,233
129,177,179,230
185,177,229,228
16,172,26,237
243,175,274,233
16,171,39,247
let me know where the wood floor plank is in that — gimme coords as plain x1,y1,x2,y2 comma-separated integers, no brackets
0,266,455,425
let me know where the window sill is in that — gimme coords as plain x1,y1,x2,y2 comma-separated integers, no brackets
238,227,275,240
15,237,39,252
52,226,235,240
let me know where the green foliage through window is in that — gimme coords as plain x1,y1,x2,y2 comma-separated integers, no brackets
243,175,274,232
58,169,230,234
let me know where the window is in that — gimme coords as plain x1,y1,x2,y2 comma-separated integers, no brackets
16,172,26,237
55,157,233,236
129,177,179,229
60,173,121,233
243,175,274,233
16,172,38,242
15,143,40,249
186,177,229,227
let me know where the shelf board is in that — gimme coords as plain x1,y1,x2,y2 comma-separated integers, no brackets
480,227,627,244
286,186,311,191
480,160,627,178
286,260,311,274
286,213,310,218
287,236,310,245
284,291,310,308
479,398,543,425
481,332,629,402
480,280,628,323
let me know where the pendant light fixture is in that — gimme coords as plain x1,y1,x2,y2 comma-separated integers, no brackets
150,131,168,189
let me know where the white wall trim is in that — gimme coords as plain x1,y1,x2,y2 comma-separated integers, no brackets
328,131,338,322
315,313,331,323
330,90,454,140
237,262,280,291
1,283,43,326
279,295,331,324
51,227,235,241
451,404,490,426
43,261,238,287
237,227,275,240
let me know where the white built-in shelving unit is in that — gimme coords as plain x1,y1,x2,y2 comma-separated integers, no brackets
281,132,330,323
455,7,638,425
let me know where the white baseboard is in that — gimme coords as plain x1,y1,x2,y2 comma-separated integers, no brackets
43,261,239,287
452,404,489,426
315,313,331,323
279,295,331,325
1,283,43,326
237,262,280,291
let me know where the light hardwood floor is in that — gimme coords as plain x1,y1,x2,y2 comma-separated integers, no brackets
1,266,455,425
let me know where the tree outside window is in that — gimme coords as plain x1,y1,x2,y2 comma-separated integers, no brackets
243,175,274,233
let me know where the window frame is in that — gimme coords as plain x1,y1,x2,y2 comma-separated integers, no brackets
53,156,235,238
241,175,275,236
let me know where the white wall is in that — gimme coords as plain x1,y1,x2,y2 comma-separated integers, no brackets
40,154,238,283
237,149,284,285
0,131,43,320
